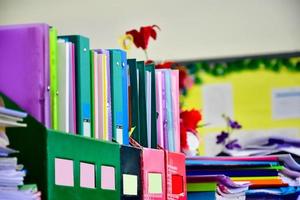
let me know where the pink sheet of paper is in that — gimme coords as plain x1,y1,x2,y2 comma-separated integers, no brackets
171,70,180,152
80,162,95,188
55,158,74,187
155,71,164,148
101,166,115,190
142,148,166,200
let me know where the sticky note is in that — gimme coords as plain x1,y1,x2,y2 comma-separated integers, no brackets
123,174,137,195
172,174,183,194
80,162,95,189
101,166,115,190
55,158,74,187
148,173,162,194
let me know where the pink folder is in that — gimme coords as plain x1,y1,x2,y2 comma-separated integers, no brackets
142,148,166,200
155,71,164,148
0,23,50,127
171,70,180,152
165,151,187,200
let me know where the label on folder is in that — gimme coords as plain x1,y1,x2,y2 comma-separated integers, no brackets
83,119,91,137
116,125,123,144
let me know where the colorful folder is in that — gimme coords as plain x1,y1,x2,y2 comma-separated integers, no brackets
59,35,91,137
145,63,157,149
155,71,164,148
165,151,187,200
109,49,129,144
171,70,180,152
136,61,148,147
49,27,59,130
142,148,166,200
120,145,142,200
128,59,140,142
164,70,175,151
57,39,71,132
0,23,51,127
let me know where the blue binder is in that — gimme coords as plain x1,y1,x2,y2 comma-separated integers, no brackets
109,49,129,144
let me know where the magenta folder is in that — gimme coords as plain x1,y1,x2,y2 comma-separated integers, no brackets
0,23,50,127
142,148,166,200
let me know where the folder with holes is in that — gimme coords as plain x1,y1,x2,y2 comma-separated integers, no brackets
2,92,121,200
59,35,91,137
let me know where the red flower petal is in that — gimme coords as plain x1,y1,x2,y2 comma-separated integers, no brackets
180,109,202,130
126,25,160,50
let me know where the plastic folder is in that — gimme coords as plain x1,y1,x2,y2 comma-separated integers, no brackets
0,23,51,127
128,59,140,142
59,35,91,137
57,40,71,132
49,27,59,130
171,70,180,152
142,148,166,200
109,49,129,144
155,71,164,148
165,151,187,200
136,61,148,147
120,145,142,200
164,70,174,151
145,64,157,149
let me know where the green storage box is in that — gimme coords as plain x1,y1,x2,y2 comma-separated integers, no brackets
2,93,121,200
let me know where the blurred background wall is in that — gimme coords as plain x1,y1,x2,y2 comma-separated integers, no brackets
1,0,299,61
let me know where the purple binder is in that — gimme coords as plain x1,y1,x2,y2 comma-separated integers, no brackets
0,23,50,127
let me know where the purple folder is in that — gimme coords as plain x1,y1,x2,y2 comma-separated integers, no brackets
0,23,50,127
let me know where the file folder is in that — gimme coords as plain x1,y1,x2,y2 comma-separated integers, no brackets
165,151,187,200
0,23,51,127
128,59,140,142
120,145,142,200
137,61,148,147
142,148,166,200
109,49,129,144
49,27,59,130
59,35,91,137
145,64,157,149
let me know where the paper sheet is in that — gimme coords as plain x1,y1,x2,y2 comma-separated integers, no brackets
272,87,300,119
202,83,233,127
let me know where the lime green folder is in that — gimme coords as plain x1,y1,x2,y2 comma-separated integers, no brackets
187,182,217,192
2,93,121,200
49,27,59,130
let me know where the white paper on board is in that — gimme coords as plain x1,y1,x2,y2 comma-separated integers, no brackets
272,87,300,119
202,83,233,127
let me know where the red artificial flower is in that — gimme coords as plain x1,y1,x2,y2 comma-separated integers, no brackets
180,109,202,131
180,121,188,150
178,68,194,90
155,61,174,69
126,25,160,50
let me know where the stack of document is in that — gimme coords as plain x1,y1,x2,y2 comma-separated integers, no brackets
186,155,300,199
0,107,27,128
0,106,41,200
224,136,300,158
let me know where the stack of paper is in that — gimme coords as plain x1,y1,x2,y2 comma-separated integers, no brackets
0,107,27,128
186,155,300,199
224,136,300,158
0,106,41,200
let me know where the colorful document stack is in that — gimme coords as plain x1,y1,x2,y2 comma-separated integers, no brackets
186,155,300,199
0,105,41,200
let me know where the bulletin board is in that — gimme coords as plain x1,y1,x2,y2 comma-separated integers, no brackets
179,52,300,156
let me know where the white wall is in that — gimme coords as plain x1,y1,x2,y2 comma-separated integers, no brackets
1,0,300,61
